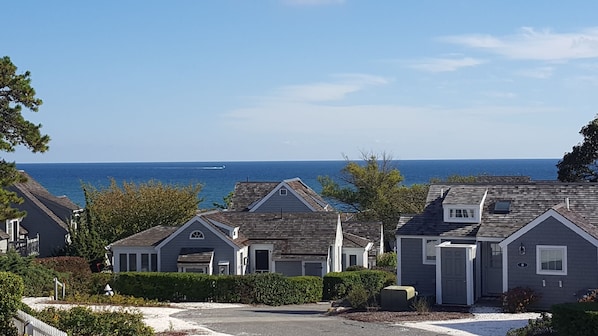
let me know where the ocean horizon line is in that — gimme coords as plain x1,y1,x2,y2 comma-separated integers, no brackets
15,157,560,165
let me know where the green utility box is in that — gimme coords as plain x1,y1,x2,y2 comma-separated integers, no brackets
380,285,416,311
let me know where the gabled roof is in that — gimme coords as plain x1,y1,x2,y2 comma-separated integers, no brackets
9,171,80,231
343,232,371,248
205,211,340,259
109,225,178,248
228,178,333,212
398,181,598,240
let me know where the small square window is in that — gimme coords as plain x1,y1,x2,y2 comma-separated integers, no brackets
536,245,567,275
279,188,287,196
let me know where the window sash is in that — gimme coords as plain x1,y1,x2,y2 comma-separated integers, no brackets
536,245,567,275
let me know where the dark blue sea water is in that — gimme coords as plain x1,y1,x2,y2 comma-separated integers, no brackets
16,159,559,208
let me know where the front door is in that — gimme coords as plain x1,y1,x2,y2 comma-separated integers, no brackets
482,242,503,296
441,248,467,305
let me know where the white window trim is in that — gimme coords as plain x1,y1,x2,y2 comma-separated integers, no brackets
422,238,440,265
536,245,567,275
443,206,480,223
279,188,287,196
189,230,205,240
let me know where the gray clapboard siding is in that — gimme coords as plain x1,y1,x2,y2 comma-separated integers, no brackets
506,216,598,309
160,220,236,273
400,237,436,295
276,260,303,276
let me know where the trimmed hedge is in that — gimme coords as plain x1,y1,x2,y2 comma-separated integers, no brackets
322,270,395,301
552,302,598,336
111,272,322,305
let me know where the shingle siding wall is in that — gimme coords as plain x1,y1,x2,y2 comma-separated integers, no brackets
253,193,312,213
275,260,303,276
506,217,598,309
160,220,236,274
400,237,436,295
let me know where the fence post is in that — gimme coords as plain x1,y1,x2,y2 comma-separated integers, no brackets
53,278,65,300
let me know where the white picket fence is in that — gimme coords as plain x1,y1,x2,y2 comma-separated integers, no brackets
12,310,67,336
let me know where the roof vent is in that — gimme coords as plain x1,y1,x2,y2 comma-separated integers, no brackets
494,201,511,214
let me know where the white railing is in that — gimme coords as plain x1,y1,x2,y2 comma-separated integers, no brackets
53,278,65,301
12,310,67,336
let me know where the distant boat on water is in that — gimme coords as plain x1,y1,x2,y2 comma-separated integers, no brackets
199,165,226,170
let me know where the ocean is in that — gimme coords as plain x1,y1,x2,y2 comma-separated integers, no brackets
16,159,559,208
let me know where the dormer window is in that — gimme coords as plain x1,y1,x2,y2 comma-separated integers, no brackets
189,230,204,240
444,206,480,223
279,188,287,196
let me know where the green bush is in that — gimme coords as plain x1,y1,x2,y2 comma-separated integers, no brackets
347,285,369,310
376,252,397,268
506,313,555,336
502,287,540,313
36,306,153,336
38,256,94,295
345,265,367,271
552,302,598,336
111,272,321,305
323,270,394,303
0,272,24,336
0,251,59,296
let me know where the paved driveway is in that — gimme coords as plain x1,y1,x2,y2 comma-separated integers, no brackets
172,303,446,336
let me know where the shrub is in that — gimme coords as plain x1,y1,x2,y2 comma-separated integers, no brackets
502,287,540,313
37,256,94,295
579,289,598,303
552,302,598,336
0,272,24,336
36,306,154,336
323,270,393,306
411,296,430,314
347,285,369,310
345,265,367,271
506,313,555,336
376,252,397,268
287,276,323,304
0,251,59,296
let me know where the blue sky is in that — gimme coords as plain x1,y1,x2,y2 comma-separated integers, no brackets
4,0,598,162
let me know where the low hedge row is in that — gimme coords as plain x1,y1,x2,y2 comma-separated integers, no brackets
322,270,396,301
552,302,598,336
110,272,323,306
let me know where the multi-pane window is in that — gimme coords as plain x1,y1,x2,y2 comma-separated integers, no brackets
536,245,567,275
190,230,204,239
450,209,475,218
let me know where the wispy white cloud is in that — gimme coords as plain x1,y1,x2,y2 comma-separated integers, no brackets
281,0,345,6
441,27,598,61
408,57,486,72
516,66,554,79
267,74,390,103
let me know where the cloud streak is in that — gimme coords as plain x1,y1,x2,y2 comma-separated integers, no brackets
408,57,486,72
441,27,598,61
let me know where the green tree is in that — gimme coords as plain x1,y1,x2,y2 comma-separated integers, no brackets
0,271,23,336
83,179,203,243
557,116,598,182
59,202,107,270
318,153,412,230
0,56,50,220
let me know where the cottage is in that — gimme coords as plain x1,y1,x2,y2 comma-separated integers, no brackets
396,178,598,309
4,171,80,257
109,178,384,276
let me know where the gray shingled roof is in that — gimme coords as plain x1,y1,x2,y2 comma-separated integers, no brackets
109,225,178,247
177,248,214,263
229,181,279,211
228,178,333,212
205,212,340,260
397,181,598,239
9,171,80,231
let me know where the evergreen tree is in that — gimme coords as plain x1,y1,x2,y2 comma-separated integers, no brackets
0,56,50,220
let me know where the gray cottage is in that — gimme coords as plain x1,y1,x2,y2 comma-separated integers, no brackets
396,179,598,309
109,178,384,276
5,171,81,257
